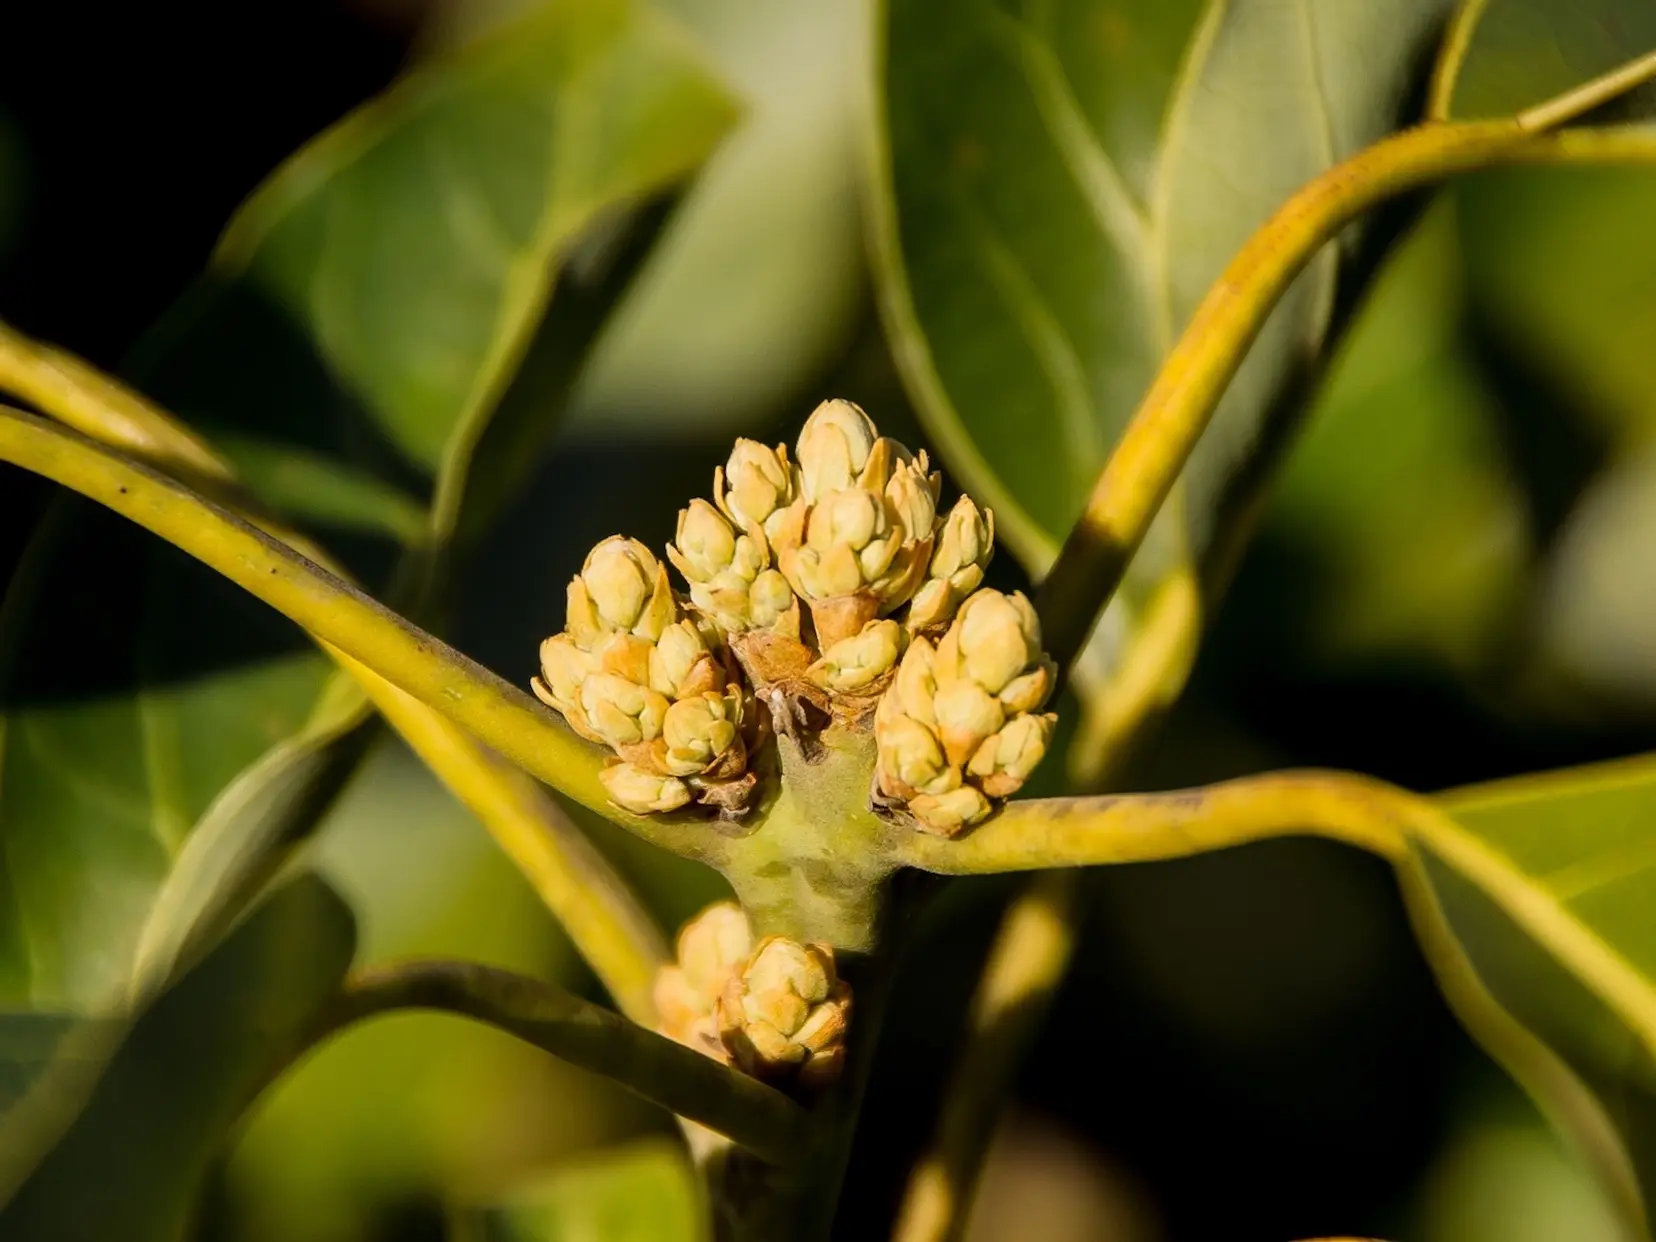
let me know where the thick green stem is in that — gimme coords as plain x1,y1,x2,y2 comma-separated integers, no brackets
318,960,808,1164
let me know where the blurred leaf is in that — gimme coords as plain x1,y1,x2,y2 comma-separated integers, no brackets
1446,0,1656,446
0,874,356,1241
1446,0,1656,120
223,742,652,1242
0,506,335,1010
1261,202,1528,669
203,0,738,521
1535,443,1656,706
869,0,1455,770
465,1140,705,1242
1408,755,1656,1231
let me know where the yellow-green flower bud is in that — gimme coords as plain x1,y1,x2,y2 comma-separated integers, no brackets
567,536,675,649
808,619,904,693
600,761,692,814
936,589,1048,699
873,708,957,796
655,901,751,1062
647,619,722,700
874,589,1057,836
668,499,798,637
659,687,745,778
796,399,880,502
907,785,992,835
579,671,669,749
716,439,798,538
533,634,599,734
718,936,851,1088
967,710,1054,797
907,496,994,632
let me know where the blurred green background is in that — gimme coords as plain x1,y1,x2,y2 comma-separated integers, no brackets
2,1,1655,1240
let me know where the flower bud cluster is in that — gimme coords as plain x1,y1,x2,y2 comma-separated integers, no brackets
874,589,1058,835
534,398,1050,828
533,537,753,814
654,903,851,1091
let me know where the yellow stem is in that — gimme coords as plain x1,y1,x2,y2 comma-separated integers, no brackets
901,769,1412,875
0,406,720,863
1034,122,1656,673
0,324,676,1018
1426,0,1493,121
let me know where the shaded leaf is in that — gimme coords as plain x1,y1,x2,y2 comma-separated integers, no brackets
869,0,1456,771
0,874,356,1240
465,1140,705,1242
1258,202,1529,670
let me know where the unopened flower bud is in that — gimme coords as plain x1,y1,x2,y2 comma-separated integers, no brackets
809,619,903,693
660,687,745,777
874,589,1057,836
907,496,994,631
567,536,675,648
647,620,721,700
773,437,939,646
601,762,691,814
668,498,799,638
719,936,851,1088
717,440,798,538
967,710,1054,797
796,399,880,502
655,902,752,1061
579,671,670,749
907,785,993,834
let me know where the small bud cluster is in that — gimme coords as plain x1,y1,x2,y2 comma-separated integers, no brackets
533,537,754,814
874,589,1057,836
534,398,1055,828
655,902,851,1091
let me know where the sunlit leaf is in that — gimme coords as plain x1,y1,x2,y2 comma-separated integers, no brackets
1409,754,1656,1235
868,0,1456,774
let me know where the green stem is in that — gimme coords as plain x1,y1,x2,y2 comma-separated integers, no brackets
316,960,809,1164
1033,121,1656,674
898,770,1411,875
0,322,673,1021
0,405,723,866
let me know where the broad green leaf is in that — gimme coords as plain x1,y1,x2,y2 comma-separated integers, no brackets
0,0,735,1012
1409,754,1656,1235
191,0,738,523
465,1140,705,1242
869,0,1456,772
0,506,333,1010
0,874,356,1239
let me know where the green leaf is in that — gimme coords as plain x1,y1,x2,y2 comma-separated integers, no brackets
1408,755,1656,1237
0,504,334,1010
189,0,739,532
868,0,1456,770
0,874,356,1240
0,0,736,1012
464,1140,706,1242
